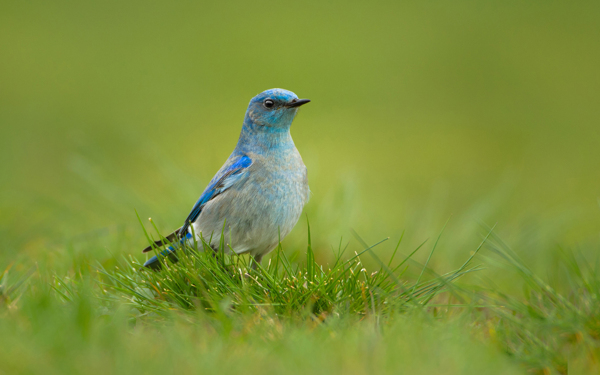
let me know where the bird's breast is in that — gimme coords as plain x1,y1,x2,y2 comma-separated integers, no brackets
193,147,308,256
247,150,308,207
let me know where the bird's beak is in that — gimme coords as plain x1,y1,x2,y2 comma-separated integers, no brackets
287,99,311,108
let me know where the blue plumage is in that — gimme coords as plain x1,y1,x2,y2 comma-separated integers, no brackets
180,155,253,236
143,89,310,269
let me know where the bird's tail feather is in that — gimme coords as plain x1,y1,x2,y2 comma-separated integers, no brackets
142,246,178,270
141,227,182,253
142,232,192,270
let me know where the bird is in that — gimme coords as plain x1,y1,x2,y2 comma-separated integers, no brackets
142,88,311,270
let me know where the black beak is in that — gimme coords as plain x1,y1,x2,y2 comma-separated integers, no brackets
287,98,311,108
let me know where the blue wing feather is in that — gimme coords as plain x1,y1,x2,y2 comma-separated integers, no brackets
142,155,252,270
178,155,252,236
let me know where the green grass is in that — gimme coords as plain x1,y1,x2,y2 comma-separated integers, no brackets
92,222,481,318
2,221,599,374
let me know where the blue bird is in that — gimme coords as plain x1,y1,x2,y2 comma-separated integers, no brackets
142,88,310,269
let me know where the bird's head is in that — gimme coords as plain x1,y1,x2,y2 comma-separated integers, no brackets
245,89,310,131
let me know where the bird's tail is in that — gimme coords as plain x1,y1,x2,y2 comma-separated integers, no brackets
143,247,178,270
141,227,182,253
142,232,192,270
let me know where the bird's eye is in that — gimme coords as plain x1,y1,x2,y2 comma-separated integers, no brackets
264,99,275,108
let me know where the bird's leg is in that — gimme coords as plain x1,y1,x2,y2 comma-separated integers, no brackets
208,244,226,266
250,254,263,270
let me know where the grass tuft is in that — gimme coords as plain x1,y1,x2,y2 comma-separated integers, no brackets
95,223,481,320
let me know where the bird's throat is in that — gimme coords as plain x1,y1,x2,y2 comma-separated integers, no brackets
236,120,295,154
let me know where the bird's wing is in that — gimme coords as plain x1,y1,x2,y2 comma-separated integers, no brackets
141,155,252,254
178,154,253,237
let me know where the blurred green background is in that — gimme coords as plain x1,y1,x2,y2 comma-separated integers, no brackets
1,0,600,272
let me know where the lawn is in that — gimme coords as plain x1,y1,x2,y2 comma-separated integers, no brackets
1,1,600,374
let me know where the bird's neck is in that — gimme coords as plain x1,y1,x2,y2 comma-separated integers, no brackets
235,118,295,155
